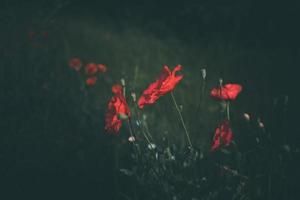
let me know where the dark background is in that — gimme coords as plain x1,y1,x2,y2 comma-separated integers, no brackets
1,0,299,199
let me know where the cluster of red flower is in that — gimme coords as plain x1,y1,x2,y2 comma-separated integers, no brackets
105,65,183,133
210,83,242,150
69,60,242,151
68,58,107,86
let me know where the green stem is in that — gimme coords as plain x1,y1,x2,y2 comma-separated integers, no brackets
226,101,230,121
171,92,193,148
142,128,152,146
127,118,135,139
201,79,206,109
129,116,152,146
134,105,154,141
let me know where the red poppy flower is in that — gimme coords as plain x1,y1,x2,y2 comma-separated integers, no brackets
138,65,183,108
85,63,98,75
105,84,131,133
97,64,107,73
211,120,233,151
86,77,97,86
68,58,82,71
210,84,242,100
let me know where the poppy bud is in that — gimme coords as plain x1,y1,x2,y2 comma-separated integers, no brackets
179,105,183,111
120,78,125,86
147,143,156,150
243,113,251,122
219,78,223,86
128,136,135,142
257,118,264,128
200,68,206,80
131,92,136,102
120,78,126,96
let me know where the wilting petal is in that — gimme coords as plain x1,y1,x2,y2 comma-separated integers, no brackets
138,65,183,108
211,84,242,100
211,120,233,151
105,86,131,134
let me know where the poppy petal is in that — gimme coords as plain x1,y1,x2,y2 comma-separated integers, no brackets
138,65,183,108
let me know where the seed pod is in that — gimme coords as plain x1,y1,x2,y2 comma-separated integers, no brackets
200,68,206,80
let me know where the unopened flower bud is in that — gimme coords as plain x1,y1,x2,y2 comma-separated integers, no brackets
131,92,136,102
219,78,223,86
128,136,135,142
243,113,251,122
147,143,156,150
179,105,183,111
200,68,206,80
257,118,264,128
120,78,125,86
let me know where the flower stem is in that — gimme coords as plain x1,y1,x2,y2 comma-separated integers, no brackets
201,79,206,108
142,128,152,146
171,92,193,148
132,104,153,146
134,105,154,141
127,118,135,139
226,101,230,121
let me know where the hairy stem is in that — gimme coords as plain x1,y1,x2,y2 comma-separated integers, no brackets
171,92,193,148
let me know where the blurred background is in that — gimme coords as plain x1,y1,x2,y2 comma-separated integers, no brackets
1,0,299,199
